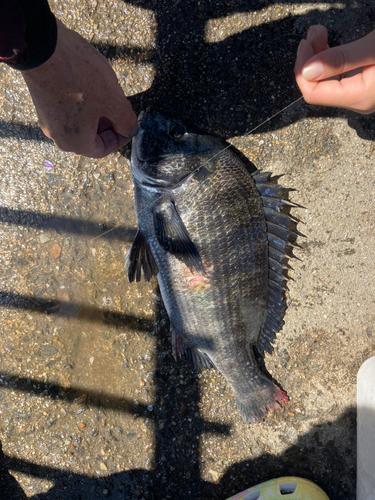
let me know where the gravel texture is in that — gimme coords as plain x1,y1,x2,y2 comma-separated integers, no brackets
1,1,375,499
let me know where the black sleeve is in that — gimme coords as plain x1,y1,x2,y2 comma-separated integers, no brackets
0,0,57,70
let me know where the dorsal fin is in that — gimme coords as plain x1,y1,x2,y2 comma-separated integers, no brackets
253,171,302,355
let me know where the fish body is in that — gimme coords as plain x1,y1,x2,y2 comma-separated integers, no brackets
127,109,294,423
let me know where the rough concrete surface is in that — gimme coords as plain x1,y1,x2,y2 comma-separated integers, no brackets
0,1,375,499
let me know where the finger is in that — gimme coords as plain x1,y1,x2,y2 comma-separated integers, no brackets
93,129,132,158
97,116,135,155
295,39,315,75
50,119,107,158
73,129,128,159
302,30,375,81
294,26,328,80
97,117,113,133
295,72,374,112
299,78,346,107
68,133,114,158
105,84,139,138
71,115,134,158
295,39,318,96
306,25,329,54
97,116,138,144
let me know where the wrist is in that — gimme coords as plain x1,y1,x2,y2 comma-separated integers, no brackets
3,0,57,71
21,19,64,79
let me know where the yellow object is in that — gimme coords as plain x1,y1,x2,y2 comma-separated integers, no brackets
226,476,330,500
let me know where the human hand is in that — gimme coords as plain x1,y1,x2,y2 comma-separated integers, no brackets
295,25,375,114
21,19,138,158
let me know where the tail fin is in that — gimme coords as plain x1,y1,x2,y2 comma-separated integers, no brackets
235,379,288,424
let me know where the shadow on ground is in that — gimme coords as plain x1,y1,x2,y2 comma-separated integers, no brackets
0,297,357,500
0,403,357,500
1,1,375,142
0,207,137,242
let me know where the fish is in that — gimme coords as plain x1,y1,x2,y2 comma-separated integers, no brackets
126,108,298,423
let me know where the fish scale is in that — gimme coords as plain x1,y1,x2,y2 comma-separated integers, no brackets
156,153,266,347
127,108,296,423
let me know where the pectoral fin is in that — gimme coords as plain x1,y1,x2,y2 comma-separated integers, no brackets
126,229,158,282
154,201,204,274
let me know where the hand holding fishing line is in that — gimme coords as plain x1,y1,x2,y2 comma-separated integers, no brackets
295,25,375,114
21,20,138,158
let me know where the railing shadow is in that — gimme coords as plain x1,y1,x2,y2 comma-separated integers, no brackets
0,121,52,142
0,207,137,242
0,291,154,332
0,298,231,499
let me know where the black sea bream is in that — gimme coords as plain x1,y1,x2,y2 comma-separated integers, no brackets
127,108,298,423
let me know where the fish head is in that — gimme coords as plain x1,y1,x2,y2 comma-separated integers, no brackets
131,108,224,188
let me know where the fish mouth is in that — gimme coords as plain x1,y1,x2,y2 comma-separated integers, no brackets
131,108,188,189
130,108,211,189
131,124,173,189
136,109,146,128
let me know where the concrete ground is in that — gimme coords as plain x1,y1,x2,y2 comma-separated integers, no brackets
0,1,374,499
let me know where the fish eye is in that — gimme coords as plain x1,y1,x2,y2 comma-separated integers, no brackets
169,124,185,139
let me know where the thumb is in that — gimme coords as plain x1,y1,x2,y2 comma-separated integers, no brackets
302,30,375,81
106,88,139,138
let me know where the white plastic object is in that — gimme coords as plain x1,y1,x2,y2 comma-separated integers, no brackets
357,356,375,500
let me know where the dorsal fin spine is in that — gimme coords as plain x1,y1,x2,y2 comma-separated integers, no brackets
253,170,302,354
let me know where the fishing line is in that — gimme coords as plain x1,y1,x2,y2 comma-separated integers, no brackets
199,95,304,170
90,95,304,242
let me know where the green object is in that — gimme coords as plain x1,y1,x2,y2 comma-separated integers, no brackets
226,476,330,500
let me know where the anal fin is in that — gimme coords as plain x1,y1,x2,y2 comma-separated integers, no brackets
186,346,215,370
172,328,215,370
